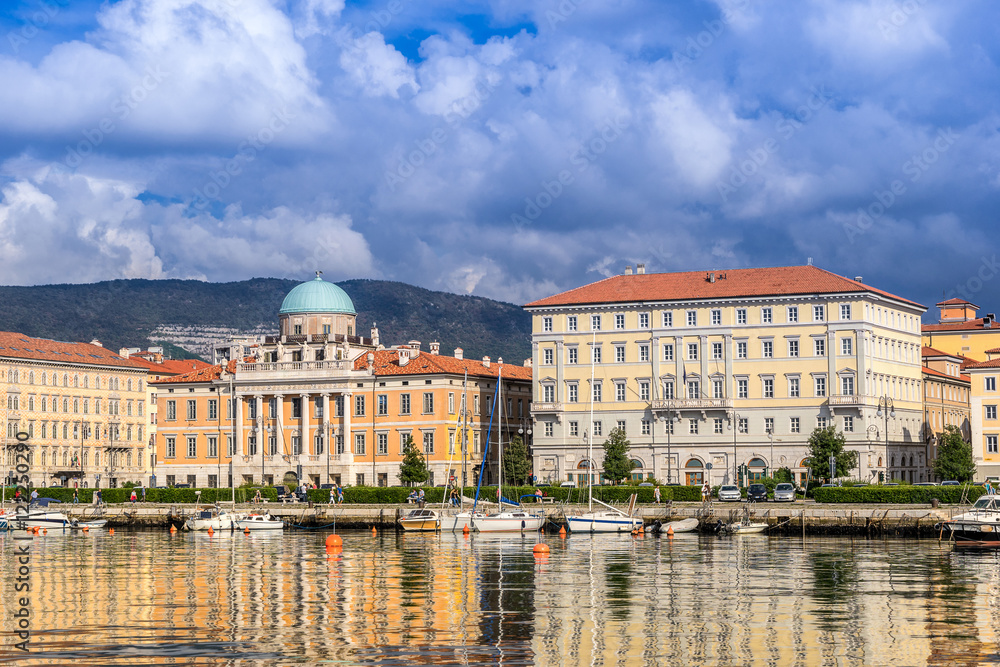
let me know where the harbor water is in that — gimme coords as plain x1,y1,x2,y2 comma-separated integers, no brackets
2,529,999,665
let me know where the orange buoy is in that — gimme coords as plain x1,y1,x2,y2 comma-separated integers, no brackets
371,526,377,535
244,528,250,535
462,524,470,535
558,526,566,536
666,525,674,536
42,529,47,535
208,527,214,536
325,534,343,547
82,526,89,532
169,524,177,533
109,528,114,535
533,543,550,555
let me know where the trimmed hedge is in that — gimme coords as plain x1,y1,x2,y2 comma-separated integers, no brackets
23,486,279,504
811,485,986,504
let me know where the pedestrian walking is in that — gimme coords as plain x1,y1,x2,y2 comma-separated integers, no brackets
336,484,344,504
73,489,79,504
653,486,661,504
130,489,137,504
96,489,103,506
701,482,710,502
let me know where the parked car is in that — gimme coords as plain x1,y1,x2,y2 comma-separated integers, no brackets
560,481,576,487
638,482,654,487
747,483,768,502
820,483,836,488
914,482,938,486
718,485,741,502
941,480,961,486
773,483,796,502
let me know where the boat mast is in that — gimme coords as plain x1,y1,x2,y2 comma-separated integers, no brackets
588,328,596,512
461,370,468,511
472,368,502,512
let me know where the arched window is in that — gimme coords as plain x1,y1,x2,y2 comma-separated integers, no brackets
28,371,34,384
126,426,132,441
909,455,914,467
73,398,79,413
891,456,896,468
11,370,18,383
685,458,704,468
127,378,132,392
73,374,79,388
41,450,46,466
94,375,100,389
749,457,766,468
62,451,68,466
83,376,88,389
40,372,46,386
577,460,592,469
138,379,143,392
630,458,645,469
127,451,132,467
878,456,883,467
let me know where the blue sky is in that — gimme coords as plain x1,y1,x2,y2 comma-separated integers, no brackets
0,0,998,318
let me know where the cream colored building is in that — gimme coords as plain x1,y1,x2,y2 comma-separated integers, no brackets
964,354,1000,482
1,331,150,488
525,264,928,487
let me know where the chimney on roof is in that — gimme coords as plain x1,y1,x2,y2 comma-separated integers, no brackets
708,272,716,283
398,348,409,367
91,340,103,348
454,347,463,360
429,341,440,355
624,265,632,275
497,356,503,365
371,323,380,347
118,347,128,356
367,352,375,372
636,263,645,275
855,276,863,283
807,257,813,265
482,356,491,368
524,358,531,367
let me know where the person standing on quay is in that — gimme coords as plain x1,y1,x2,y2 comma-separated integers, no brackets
701,482,710,502
130,489,137,504
654,486,661,504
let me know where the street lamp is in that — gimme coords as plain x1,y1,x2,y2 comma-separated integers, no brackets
866,424,879,481
518,419,533,484
767,427,774,477
727,411,744,486
875,397,895,483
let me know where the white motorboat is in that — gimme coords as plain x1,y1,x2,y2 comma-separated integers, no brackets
10,499,72,529
184,505,244,531
729,521,768,534
69,518,107,530
937,493,1000,542
237,512,284,530
398,508,440,531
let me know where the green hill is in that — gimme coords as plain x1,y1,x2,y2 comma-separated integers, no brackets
0,278,532,364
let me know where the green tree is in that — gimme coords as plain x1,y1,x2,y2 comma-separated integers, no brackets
601,427,633,485
398,435,429,486
773,467,793,484
502,435,532,486
933,424,976,482
806,426,858,481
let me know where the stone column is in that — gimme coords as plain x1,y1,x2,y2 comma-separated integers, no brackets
275,394,284,455
555,341,564,403
301,393,309,456
674,335,684,394
322,394,330,455
342,392,353,464
236,395,244,456
699,335,708,395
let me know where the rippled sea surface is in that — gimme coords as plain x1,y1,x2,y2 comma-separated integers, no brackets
2,528,1000,666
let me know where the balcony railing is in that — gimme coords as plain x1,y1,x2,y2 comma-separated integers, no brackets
652,398,733,410
531,402,562,413
236,360,355,380
828,394,866,406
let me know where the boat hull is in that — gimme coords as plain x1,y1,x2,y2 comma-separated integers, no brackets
185,511,243,531
472,512,545,533
11,512,71,529
940,520,1000,542
237,516,284,530
399,508,440,532
730,522,768,534
566,513,643,533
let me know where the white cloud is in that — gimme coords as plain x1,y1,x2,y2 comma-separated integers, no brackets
338,32,417,98
651,89,736,187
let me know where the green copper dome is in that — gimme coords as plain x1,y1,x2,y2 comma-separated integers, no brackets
279,276,356,315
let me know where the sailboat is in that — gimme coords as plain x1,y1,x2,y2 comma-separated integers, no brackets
564,329,644,534
471,366,545,533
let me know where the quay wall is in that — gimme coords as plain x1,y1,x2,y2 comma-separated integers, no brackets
4,501,967,537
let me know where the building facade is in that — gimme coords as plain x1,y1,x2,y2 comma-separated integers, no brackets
525,265,928,487
963,353,1000,482
922,298,1000,361
152,277,532,488
1,332,150,488
921,346,971,480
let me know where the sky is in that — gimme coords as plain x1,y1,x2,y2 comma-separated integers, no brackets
0,0,998,318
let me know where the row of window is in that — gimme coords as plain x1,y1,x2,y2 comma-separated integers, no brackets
6,368,141,391
541,305,854,333
165,429,484,459
558,414,857,438
33,447,135,469
5,394,141,416
926,382,969,402
541,337,857,365
6,420,142,442
541,374,859,403
540,304,918,333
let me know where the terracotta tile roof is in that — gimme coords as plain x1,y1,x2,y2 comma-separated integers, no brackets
0,331,146,369
921,346,964,359
936,297,978,307
524,265,923,309
150,360,237,384
921,366,970,383
962,358,1000,370
986,347,1000,355
126,356,212,376
354,350,532,381
922,319,996,332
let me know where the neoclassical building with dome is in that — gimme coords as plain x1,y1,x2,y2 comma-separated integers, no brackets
151,275,532,489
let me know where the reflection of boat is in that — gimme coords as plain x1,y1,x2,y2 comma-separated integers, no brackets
11,498,72,529
937,494,1000,543
648,517,699,534
184,505,243,531
399,508,439,531
70,518,107,530
236,513,284,530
